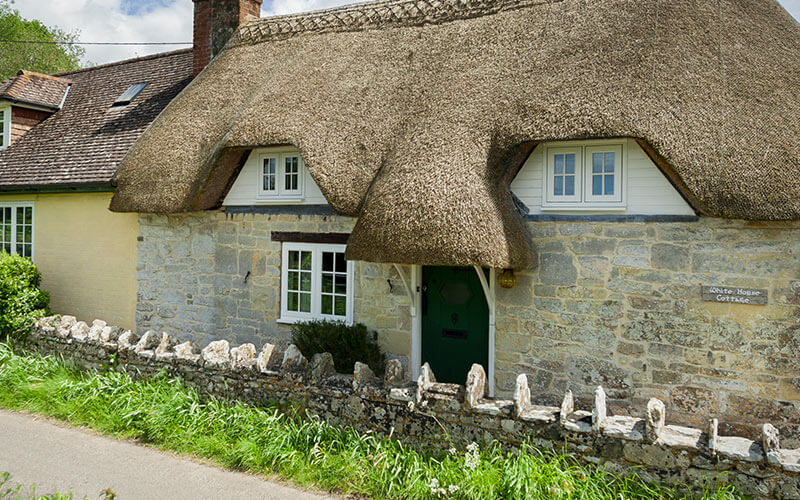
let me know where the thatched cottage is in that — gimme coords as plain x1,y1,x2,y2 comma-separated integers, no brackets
112,0,800,443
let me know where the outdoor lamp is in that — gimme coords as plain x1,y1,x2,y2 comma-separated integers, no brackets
498,268,516,289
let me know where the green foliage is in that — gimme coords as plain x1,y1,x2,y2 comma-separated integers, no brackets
0,471,88,500
0,1,84,80
0,252,49,341
291,319,386,376
0,344,741,500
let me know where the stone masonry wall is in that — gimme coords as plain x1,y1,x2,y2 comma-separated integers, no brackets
25,315,800,500
497,218,800,447
138,212,800,448
136,211,411,370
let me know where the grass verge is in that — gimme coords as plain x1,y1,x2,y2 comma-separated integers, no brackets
0,344,740,499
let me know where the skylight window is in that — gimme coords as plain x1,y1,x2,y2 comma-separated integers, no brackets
112,83,148,107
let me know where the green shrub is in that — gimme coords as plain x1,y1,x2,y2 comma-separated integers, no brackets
0,252,49,341
291,320,386,376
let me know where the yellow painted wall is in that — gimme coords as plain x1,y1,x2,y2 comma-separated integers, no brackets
0,192,138,329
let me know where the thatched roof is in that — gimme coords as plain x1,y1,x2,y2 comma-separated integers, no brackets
111,0,800,269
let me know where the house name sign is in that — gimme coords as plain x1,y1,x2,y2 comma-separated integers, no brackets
701,286,768,305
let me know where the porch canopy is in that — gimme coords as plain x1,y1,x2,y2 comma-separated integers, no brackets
110,0,800,269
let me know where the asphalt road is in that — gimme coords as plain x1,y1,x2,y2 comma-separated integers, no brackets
0,409,334,500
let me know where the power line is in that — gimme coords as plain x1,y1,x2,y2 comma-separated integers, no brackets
0,39,191,46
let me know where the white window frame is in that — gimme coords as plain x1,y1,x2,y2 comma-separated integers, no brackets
584,145,623,204
544,146,583,204
278,242,354,325
541,141,627,211
0,202,34,259
256,150,305,201
0,105,10,151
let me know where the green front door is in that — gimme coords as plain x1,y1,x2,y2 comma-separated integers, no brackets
421,266,489,385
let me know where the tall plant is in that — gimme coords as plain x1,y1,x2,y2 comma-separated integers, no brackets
0,252,49,341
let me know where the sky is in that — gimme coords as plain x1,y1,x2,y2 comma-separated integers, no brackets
7,0,800,66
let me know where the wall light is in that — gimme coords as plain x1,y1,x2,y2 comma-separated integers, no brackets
498,268,516,289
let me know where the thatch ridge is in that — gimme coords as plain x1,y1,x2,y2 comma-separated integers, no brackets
111,0,800,268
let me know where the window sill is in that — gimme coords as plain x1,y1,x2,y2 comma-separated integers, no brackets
254,197,306,204
541,204,627,212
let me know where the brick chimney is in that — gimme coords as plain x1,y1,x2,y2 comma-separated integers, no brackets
193,0,262,76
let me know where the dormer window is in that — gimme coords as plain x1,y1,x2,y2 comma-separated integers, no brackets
112,83,148,107
542,142,625,210
257,149,305,201
0,106,9,150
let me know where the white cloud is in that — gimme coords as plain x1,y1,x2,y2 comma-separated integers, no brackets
7,0,800,66
11,0,193,65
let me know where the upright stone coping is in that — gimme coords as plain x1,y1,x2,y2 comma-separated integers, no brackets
25,314,800,500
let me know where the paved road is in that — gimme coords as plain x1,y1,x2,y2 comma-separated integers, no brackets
0,410,335,500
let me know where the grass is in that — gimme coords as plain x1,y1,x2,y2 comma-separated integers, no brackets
0,471,105,500
0,344,741,499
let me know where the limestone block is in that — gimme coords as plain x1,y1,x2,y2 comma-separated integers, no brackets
100,326,122,343
708,418,718,456
592,386,607,432
465,364,487,409
560,390,574,424
763,423,780,464
33,316,57,336
353,361,378,390
202,340,231,367
281,344,308,371
384,359,405,388
513,373,531,417
117,330,138,350
311,352,335,383
69,321,90,340
134,330,160,354
155,332,177,356
257,343,275,373
646,398,666,444
58,315,76,332
174,341,200,359
231,343,257,370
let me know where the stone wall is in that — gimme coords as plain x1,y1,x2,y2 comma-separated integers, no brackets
25,315,800,500
138,212,800,447
136,212,411,369
497,218,800,446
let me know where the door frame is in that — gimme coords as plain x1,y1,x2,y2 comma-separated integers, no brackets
400,265,496,396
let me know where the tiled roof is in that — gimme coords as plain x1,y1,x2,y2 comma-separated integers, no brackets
0,49,193,189
0,70,72,110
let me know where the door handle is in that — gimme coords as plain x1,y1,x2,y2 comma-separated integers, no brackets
451,313,458,324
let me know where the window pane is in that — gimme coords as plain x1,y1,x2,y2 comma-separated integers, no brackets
300,271,311,292
592,153,602,173
592,175,602,196
554,154,563,174
335,275,347,294
565,154,575,174
300,251,312,270
288,251,299,270
604,152,615,173
288,271,299,290
604,174,615,195
565,176,575,196
322,252,333,272
299,293,311,312
334,296,346,316
554,176,563,196
335,252,346,272
321,294,332,314
322,274,333,293
287,292,298,311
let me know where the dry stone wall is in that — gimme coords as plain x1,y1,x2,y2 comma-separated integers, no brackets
25,315,800,500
